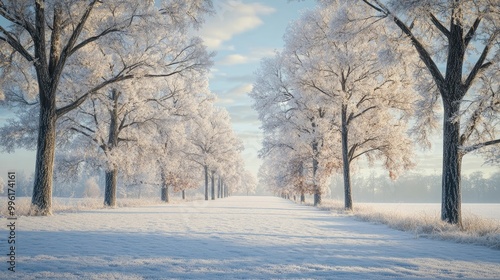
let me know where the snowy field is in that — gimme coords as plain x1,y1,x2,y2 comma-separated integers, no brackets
357,203,500,221
2,196,500,279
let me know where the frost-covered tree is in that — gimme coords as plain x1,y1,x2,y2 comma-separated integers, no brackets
59,39,211,207
350,0,500,225
83,176,100,198
282,2,416,210
0,0,213,215
251,53,339,205
252,3,415,209
240,170,257,196
147,78,211,203
220,156,247,197
185,99,244,200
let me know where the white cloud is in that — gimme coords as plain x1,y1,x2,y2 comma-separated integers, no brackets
214,84,254,105
219,54,249,65
198,0,276,49
229,83,253,95
218,47,277,65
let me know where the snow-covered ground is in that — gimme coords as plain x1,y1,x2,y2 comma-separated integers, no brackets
2,196,500,279
358,202,500,221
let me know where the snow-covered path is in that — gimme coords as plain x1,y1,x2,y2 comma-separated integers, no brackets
4,196,500,279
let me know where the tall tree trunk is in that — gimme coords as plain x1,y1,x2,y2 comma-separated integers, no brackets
104,89,120,207
30,3,59,216
161,184,169,203
30,101,57,215
438,9,466,226
182,189,186,200
204,165,209,200
441,99,463,225
299,162,306,203
221,179,224,198
310,119,321,206
341,105,353,210
104,169,117,207
211,170,215,200
160,166,169,203
313,157,321,206
217,175,221,198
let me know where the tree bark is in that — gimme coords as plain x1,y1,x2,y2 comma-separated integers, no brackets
211,170,215,200
441,99,463,226
300,191,305,203
30,101,57,215
160,166,169,203
104,168,117,207
221,179,224,198
313,157,321,206
217,175,221,198
103,89,120,207
341,105,353,210
204,165,209,200
312,140,321,206
160,185,169,203
182,189,186,200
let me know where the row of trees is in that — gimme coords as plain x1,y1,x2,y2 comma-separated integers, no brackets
252,0,499,225
0,0,255,215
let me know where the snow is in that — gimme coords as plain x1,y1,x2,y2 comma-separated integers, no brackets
2,196,500,279
356,202,500,221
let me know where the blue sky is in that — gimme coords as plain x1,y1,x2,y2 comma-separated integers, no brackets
195,0,316,178
0,0,496,182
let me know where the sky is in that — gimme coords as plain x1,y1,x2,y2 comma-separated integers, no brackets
0,0,497,184
194,0,316,179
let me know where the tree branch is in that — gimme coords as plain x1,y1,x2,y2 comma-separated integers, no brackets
56,73,135,117
0,26,34,62
461,139,500,154
361,0,384,13
54,0,99,81
363,0,446,92
350,105,376,122
351,146,385,162
463,32,496,93
429,12,450,38
464,17,482,49
69,27,121,57
0,4,36,36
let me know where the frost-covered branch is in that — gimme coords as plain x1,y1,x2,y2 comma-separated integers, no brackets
461,139,500,154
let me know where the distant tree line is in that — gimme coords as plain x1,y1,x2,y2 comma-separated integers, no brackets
329,171,500,203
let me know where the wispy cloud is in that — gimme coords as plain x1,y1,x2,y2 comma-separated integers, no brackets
214,84,254,105
219,54,249,65
228,83,253,95
218,48,277,66
198,0,275,49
